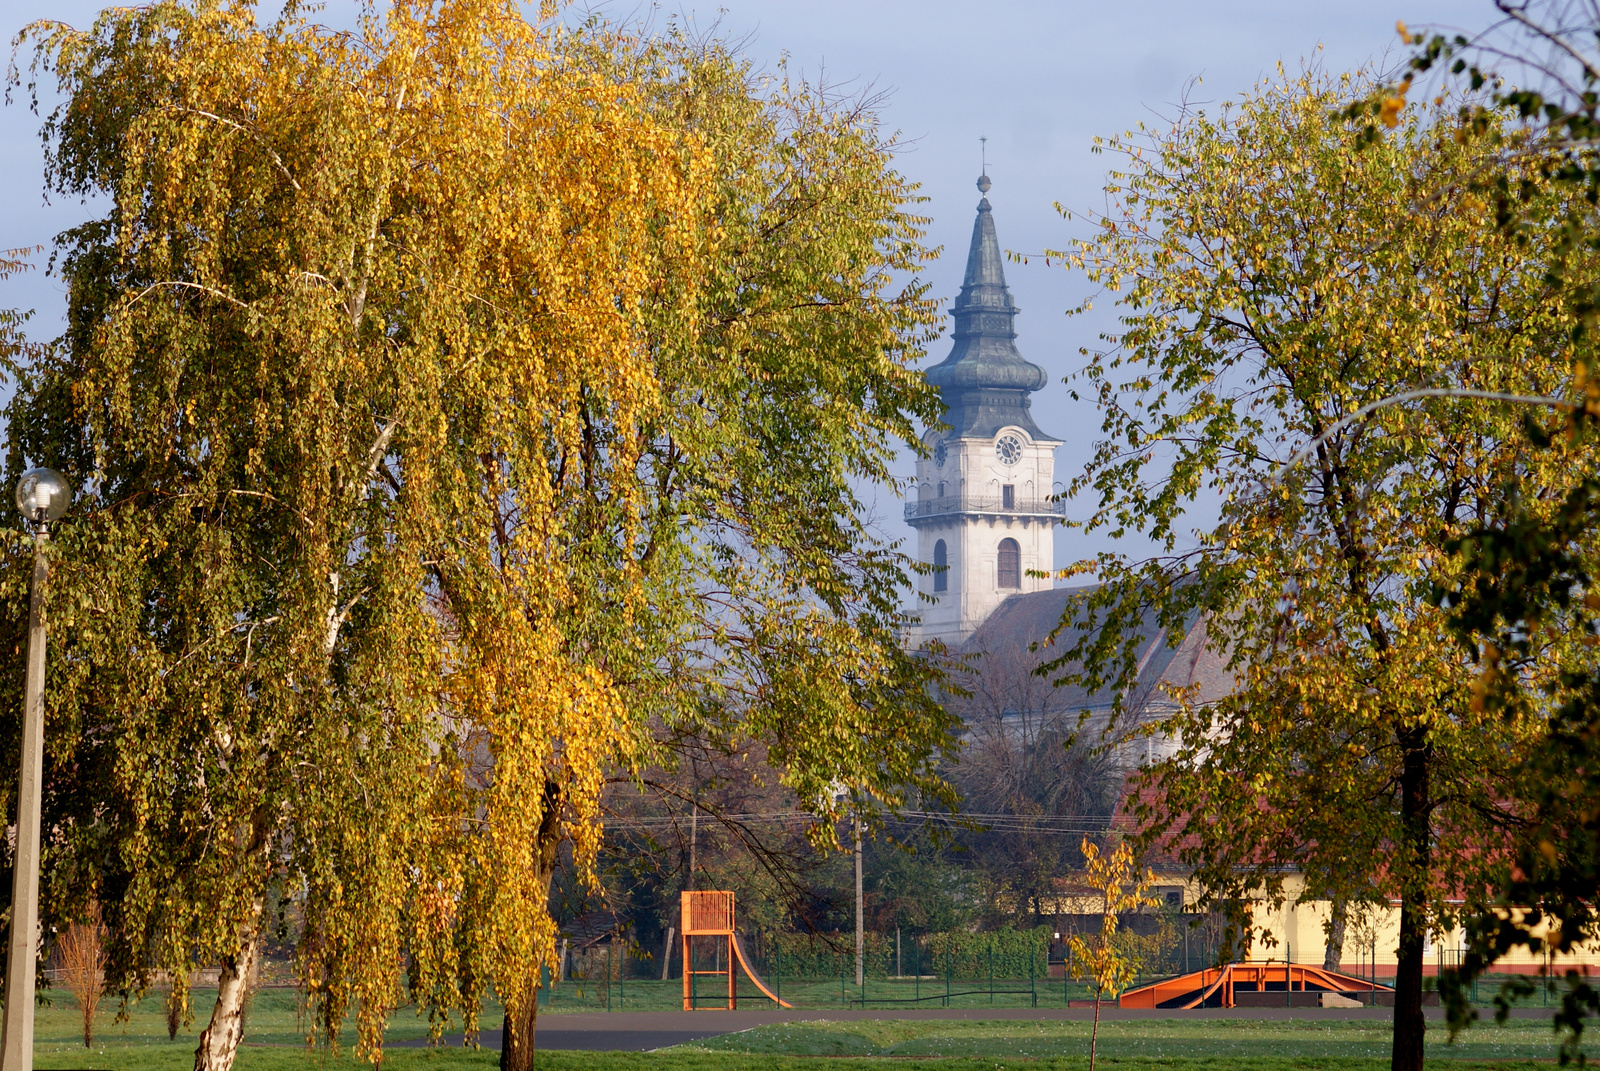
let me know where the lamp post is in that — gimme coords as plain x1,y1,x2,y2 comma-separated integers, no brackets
2,467,70,1071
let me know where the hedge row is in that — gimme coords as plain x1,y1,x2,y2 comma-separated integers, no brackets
924,927,1049,979
760,927,1049,981
766,932,893,980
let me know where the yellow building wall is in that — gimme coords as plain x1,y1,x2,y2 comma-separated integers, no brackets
1244,873,1599,975
1051,870,1600,975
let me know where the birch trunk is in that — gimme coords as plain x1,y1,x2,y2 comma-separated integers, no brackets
192,901,263,1071
194,807,274,1071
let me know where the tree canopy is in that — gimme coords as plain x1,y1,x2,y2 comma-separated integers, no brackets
5,2,957,1067
1047,66,1600,1071
1350,4,1600,1057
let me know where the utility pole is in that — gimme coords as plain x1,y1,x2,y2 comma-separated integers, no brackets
688,803,698,891
854,815,864,987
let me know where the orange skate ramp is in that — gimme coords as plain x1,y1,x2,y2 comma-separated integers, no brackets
1119,962,1392,1010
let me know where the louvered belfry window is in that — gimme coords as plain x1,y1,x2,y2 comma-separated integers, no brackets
997,538,1020,589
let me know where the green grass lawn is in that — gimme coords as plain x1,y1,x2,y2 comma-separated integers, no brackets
670,1016,1570,1062
24,981,1582,1071
32,985,499,1070
538,974,1548,1016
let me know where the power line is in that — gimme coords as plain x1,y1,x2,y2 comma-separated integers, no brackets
603,810,1120,836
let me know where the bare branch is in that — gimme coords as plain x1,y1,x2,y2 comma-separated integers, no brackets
128,280,250,310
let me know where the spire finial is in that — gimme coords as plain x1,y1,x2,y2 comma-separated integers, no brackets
977,136,991,194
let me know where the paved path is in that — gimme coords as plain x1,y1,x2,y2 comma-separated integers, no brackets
397,1005,1553,1053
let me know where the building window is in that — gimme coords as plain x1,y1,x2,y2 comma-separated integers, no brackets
997,538,1020,589
933,540,949,592
937,481,946,498
1002,484,1015,509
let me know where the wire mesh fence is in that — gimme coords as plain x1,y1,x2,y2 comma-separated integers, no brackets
539,922,1235,1012
532,924,1529,1013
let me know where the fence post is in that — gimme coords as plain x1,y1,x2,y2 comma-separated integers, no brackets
945,943,951,1008
775,942,781,1004
989,943,994,1005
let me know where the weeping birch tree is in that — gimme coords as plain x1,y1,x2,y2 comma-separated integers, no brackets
6,3,954,1070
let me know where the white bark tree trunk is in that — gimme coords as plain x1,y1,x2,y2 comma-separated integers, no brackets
193,900,263,1071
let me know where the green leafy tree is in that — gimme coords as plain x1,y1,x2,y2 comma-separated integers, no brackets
1047,66,1600,1071
1365,5,1600,1058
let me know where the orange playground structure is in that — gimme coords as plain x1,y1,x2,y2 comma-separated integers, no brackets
1119,961,1393,1009
679,890,793,1010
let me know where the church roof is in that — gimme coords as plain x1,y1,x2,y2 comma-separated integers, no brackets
962,586,1227,717
923,174,1055,442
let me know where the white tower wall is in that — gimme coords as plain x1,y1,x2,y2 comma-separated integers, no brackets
911,427,1060,645
909,173,1062,647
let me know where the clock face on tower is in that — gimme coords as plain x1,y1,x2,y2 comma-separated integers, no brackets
933,441,948,468
996,434,1023,466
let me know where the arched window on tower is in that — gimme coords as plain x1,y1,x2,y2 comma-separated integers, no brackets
997,538,1020,589
933,540,949,592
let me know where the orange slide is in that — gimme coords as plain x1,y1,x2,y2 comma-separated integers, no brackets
680,890,793,1009
731,931,792,1007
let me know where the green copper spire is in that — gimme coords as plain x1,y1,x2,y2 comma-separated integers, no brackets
924,174,1052,439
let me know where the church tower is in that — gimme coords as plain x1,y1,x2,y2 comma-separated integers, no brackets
909,174,1062,645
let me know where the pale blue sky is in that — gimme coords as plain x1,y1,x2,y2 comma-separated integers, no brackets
1,0,1485,565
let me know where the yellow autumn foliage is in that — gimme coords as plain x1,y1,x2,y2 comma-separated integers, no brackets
11,2,952,1068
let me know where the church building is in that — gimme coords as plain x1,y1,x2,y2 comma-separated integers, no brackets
910,176,1226,769
908,173,1063,646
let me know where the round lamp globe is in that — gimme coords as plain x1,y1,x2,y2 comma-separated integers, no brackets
15,468,71,524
